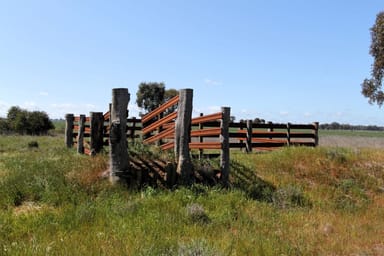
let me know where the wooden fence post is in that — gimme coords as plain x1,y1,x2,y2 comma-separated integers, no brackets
77,114,86,154
199,113,204,160
268,121,274,139
313,122,319,146
220,107,230,186
175,88,193,185
287,122,291,146
65,113,74,148
90,112,104,155
246,119,253,153
109,88,130,183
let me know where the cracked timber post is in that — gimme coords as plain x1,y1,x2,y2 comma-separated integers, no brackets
175,88,193,185
65,113,74,148
109,88,130,184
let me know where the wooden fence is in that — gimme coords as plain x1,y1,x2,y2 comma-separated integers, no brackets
142,107,319,155
65,87,319,186
65,111,141,155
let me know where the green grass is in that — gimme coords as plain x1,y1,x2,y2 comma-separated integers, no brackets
1,135,384,255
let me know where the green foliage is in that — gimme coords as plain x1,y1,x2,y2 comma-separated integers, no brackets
361,11,384,106
4,106,54,135
136,82,179,114
136,82,166,113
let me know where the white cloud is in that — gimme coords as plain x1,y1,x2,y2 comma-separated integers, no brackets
204,79,222,86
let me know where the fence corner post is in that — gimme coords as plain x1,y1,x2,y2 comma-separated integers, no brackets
220,107,230,187
175,88,193,185
313,122,319,146
65,113,74,148
77,114,86,154
109,88,130,184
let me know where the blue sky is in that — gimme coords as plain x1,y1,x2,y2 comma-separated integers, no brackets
0,1,383,125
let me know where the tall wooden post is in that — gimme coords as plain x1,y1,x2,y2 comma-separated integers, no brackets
220,107,230,186
109,88,130,183
77,114,86,154
246,119,253,153
175,89,193,185
65,114,74,148
90,112,104,154
313,122,319,146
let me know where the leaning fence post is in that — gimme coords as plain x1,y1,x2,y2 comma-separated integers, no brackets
313,122,319,146
77,114,86,154
246,119,253,153
175,88,193,184
90,112,104,155
109,88,130,183
220,107,230,186
65,114,74,148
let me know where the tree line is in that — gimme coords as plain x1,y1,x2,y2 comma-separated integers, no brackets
319,122,384,131
0,106,54,135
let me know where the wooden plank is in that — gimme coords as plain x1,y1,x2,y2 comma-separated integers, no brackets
161,142,174,150
191,127,221,137
143,127,174,144
141,95,179,124
189,142,222,149
290,133,316,139
290,124,316,130
85,117,91,122
103,111,110,121
252,131,287,138
142,111,177,135
191,112,222,125
250,138,287,143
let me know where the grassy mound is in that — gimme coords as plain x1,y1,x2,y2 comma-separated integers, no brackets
0,136,384,255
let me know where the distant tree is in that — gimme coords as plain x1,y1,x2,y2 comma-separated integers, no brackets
6,106,53,135
0,118,9,134
136,82,179,114
7,106,29,134
361,11,384,106
253,118,266,124
164,88,178,101
27,111,54,135
136,82,166,113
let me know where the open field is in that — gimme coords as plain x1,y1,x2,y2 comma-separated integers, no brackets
1,135,384,255
319,129,384,148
